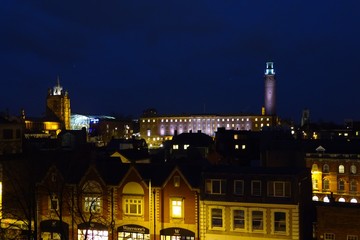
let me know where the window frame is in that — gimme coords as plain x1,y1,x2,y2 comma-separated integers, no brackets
323,178,330,191
170,198,184,219
271,210,288,235
231,208,246,231
250,209,265,232
267,181,291,197
123,196,143,216
49,194,59,211
251,180,262,196
209,207,225,230
206,179,226,195
234,180,244,195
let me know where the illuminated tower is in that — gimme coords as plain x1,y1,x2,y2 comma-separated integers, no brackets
264,62,276,116
46,77,71,130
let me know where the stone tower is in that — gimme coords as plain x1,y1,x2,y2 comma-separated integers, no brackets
46,77,71,130
264,62,276,116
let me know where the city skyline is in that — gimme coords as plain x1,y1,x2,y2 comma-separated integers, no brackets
1,1,360,123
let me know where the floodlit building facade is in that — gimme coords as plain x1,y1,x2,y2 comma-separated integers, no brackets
140,62,279,148
306,150,360,203
199,166,313,240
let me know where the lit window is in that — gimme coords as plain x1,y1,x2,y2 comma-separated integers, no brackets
251,210,264,231
255,118,258,121
211,208,223,228
233,209,245,230
312,196,319,201
234,180,244,195
350,180,357,192
124,198,143,216
267,181,291,197
312,179,318,190
84,196,101,213
351,165,357,174
323,179,330,191
184,144,190,150
82,181,102,213
338,197,345,202
78,229,108,240
173,145,179,150
273,211,286,233
323,196,330,203
242,145,246,150
339,164,345,173
338,179,345,191
323,164,330,173
206,179,226,195
324,233,335,240
171,199,183,218
50,194,59,211
147,129,151,137
251,180,261,196
235,144,239,149
350,198,358,203
147,119,150,123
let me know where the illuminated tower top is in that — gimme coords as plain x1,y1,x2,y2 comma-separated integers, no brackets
265,62,275,75
53,76,63,96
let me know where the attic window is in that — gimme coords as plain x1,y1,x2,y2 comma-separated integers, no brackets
174,176,180,187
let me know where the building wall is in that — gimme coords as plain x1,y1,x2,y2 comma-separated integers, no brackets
306,153,360,203
200,201,300,240
140,115,277,148
316,204,360,240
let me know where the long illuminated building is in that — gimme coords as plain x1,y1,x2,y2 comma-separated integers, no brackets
140,114,279,147
140,62,279,148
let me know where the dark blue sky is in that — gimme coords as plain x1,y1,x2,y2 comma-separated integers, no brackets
1,0,360,123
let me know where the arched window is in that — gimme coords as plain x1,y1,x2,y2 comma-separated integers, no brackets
338,165,345,174
312,196,319,201
338,179,345,191
323,196,330,203
323,164,330,173
311,164,318,172
323,178,330,191
338,197,345,202
350,198,358,203
350,165,357,174
350,179,357,192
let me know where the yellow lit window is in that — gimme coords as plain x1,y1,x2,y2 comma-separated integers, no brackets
242,145,246,150
171,199,183,218
235,144,239,149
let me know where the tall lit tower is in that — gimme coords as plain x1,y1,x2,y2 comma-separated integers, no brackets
264,62,276,116
46,77,71,130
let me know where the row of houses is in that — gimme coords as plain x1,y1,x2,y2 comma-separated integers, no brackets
1,147,313,240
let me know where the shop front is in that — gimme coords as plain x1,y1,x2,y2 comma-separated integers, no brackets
78,222,108,240
117,224,150,240
40,220,69,240
160,227,195,240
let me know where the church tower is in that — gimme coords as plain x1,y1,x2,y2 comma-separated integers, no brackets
264,62,276,116
46,77,71,130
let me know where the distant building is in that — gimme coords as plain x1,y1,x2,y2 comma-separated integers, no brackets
306,147,360,203
140,62,280,148
46,77,71,130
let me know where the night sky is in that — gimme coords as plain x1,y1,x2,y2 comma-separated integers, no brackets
1,1,360,124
